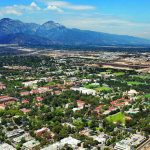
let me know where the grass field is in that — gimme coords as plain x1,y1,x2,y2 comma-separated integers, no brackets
84,84,111,92
113,72,125,76
46,82,57,86
106,112,126,125
95,86,111,92
84,84,99,89
127,81,145,86
131,75,150,79
144,93,150,98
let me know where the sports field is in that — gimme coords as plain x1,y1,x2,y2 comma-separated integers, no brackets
106,112,125,125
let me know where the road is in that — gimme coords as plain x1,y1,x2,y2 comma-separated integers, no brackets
136,138,150,150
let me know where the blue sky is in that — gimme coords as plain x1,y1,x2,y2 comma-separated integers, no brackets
0,0,150,39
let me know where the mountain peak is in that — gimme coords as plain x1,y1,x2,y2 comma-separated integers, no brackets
0,18,13,22
0,18,150,46
0,18,23,25
41,20,65,30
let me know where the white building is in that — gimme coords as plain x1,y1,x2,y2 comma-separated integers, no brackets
0,143,16,150
71,87,96,96
22,139,40,150
6,129,24,138
12,133,32,144
129,134,146,147
91,133,108,144
125,108,139,114
42,137,81,150
128,90,138,96
60,136,81,148
62,123,75,128
41,142,60,150
114,140,133,150
22,80,39,87
114,134,146,150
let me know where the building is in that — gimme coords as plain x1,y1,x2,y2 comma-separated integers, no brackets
114,134,146,150
60,136,81,148
0,83,6,90
6,129,24,138
35,127,49,137
36,97,44,102
79,128,92,136
76,100,86,109
0,96,18,104
125,108,139,114
22,139,40,150
91,133,109,144
41,142,60,150
22,100,29,104
114,140,134,150
127,89,138,97
0,103,5,110
12,133,33,145
41,137,81,150
62,123,75,128
21,108,31,114
71,87,96,95
110,98,130,108
94,104,104,114
102,107,117,115
129,134,146,147
20,91,30,96
22,80,38,87
0,143,16,150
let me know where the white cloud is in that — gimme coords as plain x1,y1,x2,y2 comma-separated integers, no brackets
30,2,41,11
0,2,41,16
0,6,22,16
47,5,64,13
58,15,150,38
46,1,95,11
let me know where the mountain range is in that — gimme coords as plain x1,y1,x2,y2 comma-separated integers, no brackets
0,18,150,47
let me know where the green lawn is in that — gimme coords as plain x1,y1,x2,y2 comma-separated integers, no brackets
46,81,57,86
131,75,150,79
113,72,125,76
100,72,108,75
106,69,112,73
106,112,126,125
95,86,111,92
84,84,111,92
144,93,150,98
84,84,99,89
127,81,145,86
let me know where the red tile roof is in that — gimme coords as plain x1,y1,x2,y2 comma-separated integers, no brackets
94,104,104,113
76,100,85,104
20,91,30,96
22,99,29,104
36,97,44,101
21,108,31,113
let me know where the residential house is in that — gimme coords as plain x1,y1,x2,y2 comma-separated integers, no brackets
0,96,18,104
35,128,49,137
21,108,31,114
0,83,6,90
6,129,24,138
94,104,104,114
22,139,40,150
76,100,86,109
0,143,16,150
60,136,81,149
